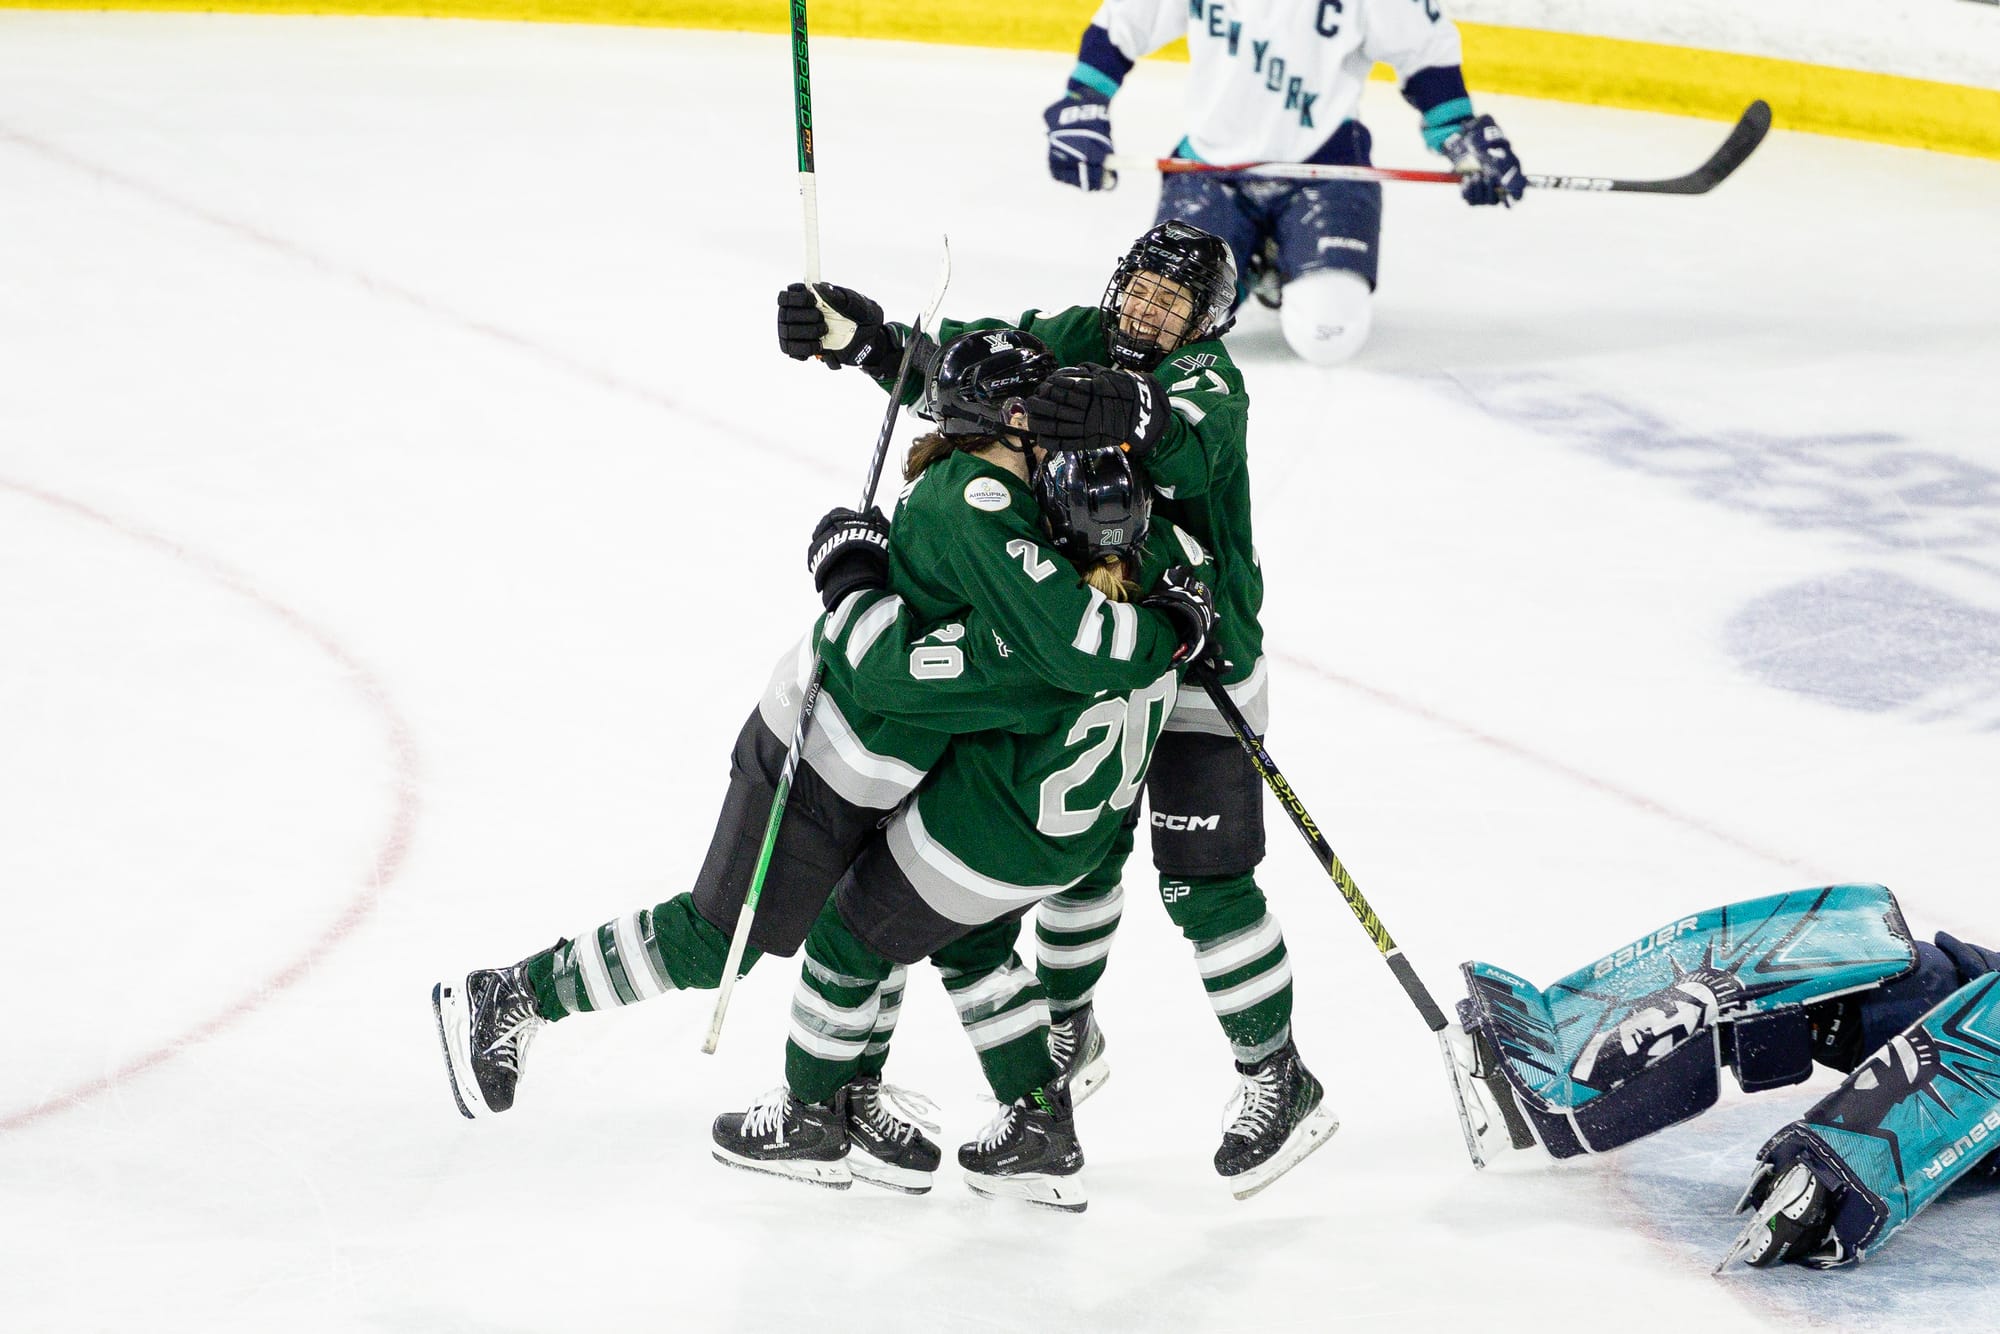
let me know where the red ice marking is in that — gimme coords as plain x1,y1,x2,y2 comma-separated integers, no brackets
1272,649,1832,881
0,478,421,1133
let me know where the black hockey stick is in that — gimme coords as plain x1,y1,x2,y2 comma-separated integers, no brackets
1191,663,1532,1165
1124,100,1772,196
703,241,952,1054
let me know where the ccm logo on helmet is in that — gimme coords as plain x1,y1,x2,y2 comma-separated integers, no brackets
1152,812,1220,831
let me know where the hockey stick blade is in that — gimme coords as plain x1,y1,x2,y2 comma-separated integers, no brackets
1542,99,1771,195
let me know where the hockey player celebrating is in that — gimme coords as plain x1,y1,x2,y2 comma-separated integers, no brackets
776,221,1340,1200
431,332,1206,1181
1042,0,1524,364
714,432,1222,1212
1448,883,1999,1270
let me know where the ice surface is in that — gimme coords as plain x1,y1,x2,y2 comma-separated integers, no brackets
2,13,1996,1332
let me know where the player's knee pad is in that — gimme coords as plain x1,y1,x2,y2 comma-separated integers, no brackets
1279,268,1373,365
1158,870,1267,943
1145,730,1264,878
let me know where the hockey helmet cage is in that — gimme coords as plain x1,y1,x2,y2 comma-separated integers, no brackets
921,328,1057,440
1033,445,1152,568
1099,221,1238,372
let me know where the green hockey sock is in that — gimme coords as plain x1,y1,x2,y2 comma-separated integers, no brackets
785,902,894,1104
1164,872,1295,1064
525,894,757,1021
1035,882,1125,1017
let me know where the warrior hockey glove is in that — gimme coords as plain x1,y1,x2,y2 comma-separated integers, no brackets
1142,566,1219,670
776,283,900,373
1044,90,1117,192
1440,114,1526,207
806,506,891,611
1023,365,1167,460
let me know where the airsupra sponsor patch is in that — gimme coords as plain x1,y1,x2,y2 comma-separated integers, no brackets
963,478,1011,512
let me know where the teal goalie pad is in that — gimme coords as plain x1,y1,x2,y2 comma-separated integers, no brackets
1461,885,1916,1157
1737,973,2000,1267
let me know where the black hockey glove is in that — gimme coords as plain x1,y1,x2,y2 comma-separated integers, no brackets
1440,113,1526,207
1141,565,1220,671
776,283,900,373
806,506,891,611
1023,365,1167,460
1043,89,1117,192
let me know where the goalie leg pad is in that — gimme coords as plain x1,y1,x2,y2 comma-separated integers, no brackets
1728,973,2000,1269
1461,885,1916,1156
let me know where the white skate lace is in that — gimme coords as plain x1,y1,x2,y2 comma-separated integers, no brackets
1219,1066,1281,1141
859,1083,940,1143
1048,1016,1080,1068
971,1100,1022,1153
742,1087,795,1145
477,982,542,1075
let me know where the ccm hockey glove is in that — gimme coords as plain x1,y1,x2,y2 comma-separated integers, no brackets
776,283,900,373
1024,365,1167,460
806,506,891,611
1142,566,1219,670
1440,113,1525,207
1044,89,1117,191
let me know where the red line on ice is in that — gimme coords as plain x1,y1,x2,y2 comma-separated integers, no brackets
0,478,420,1133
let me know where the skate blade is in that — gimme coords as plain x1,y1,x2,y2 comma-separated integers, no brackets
711,1148,853,1191
431,982,483,1120
1712,1163,1813,1274
1068,1053,1111,1107
964,1170,1088,1213
848,1147,933,1195
1228,1103,1341,1201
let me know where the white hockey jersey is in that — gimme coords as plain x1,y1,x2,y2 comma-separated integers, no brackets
1088,0,1464,163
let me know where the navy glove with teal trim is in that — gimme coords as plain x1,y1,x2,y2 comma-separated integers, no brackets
1440,114,1525,207
1044,90,1118,192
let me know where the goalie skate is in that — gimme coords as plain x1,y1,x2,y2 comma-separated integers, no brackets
1215,1041,1339,1200
1715,1161,1836,1273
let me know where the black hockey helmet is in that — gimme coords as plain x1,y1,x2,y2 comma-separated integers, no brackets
921,328,1057,441
1099,220,1239,372
1033,445,1152,567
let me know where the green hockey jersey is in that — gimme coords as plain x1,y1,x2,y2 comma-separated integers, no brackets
882,305,1265,734
823,514,1218,925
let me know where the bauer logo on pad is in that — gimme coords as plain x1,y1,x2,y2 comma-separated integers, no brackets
963,478,1011,512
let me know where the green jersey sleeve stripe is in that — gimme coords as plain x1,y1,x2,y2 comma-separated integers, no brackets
1073,587,1109,654
1110,600,1138,660
844,594,906,667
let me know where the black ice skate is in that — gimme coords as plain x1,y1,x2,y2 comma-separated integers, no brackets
843,1077,942,1195
432,960,544,1119
712,1088,853,1190
1214,1040,1339,1199
1716,1161,1837,1272
959,1082,1087,1213
1048,1004,1111,1105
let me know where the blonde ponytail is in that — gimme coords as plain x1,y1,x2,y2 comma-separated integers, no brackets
1083,555,1140,603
